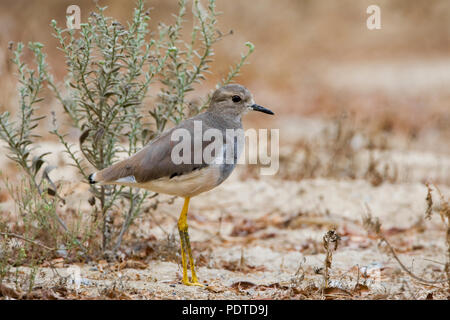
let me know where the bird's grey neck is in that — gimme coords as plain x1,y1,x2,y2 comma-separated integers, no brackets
205,110,243,128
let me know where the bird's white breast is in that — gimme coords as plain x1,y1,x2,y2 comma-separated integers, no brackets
106,139,241,197
140,165,222,197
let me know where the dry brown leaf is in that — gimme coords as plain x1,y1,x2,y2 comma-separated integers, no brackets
103,289,133,300
0,284,22,299
221,260,266,273
323,287,353,299
230,218,267,237
230,281,257,290
205,285,225,293
125,260,148,270
26,289,62,300
353,284,370,296
97,259,108,272
50,258,65,268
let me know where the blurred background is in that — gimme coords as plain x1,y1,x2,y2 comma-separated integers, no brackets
0,0,449,176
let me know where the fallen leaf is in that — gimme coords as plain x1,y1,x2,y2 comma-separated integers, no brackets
49,257,65,268
125,260,148,270
26,289,62,300
230,218,267,237
323,287,353,299
103,289,133,300
0,284,22,299
205,285,225,293
385,227,408,236
354,284,370,295
98,259,108,272
230,281,256,290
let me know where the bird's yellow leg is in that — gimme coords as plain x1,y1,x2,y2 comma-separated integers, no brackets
178,220,189,284
184,226,200,284
177,197,204,287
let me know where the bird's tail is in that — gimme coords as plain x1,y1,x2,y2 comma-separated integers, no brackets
88,159,135,185
88,170,108,185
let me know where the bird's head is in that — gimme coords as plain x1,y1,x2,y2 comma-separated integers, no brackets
208,84,274,118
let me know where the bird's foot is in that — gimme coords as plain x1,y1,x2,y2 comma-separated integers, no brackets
182,277,205,287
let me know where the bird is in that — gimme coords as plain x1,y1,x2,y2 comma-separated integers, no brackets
88,84,274,286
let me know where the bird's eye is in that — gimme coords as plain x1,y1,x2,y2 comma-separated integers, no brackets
232,95,241,103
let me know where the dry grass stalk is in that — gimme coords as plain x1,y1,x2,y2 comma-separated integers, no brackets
0,232,55,251
322,228,340,290
425,183,433,220
363,201,449,287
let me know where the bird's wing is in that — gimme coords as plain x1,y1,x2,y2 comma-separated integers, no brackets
93,114,224,184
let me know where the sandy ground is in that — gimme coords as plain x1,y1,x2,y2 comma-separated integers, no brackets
1,116,449,300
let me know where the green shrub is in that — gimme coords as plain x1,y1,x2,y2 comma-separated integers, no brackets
0,0,254,261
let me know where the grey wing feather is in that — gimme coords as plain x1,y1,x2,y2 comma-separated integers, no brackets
94,113,223,184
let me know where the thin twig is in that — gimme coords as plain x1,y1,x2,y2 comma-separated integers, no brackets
381,237,447,284
0,232,55,251
363,204,448,285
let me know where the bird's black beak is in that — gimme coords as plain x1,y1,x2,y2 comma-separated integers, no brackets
250,104,274,115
